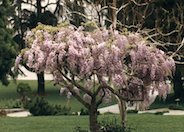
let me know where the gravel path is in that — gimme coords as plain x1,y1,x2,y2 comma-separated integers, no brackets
3,104,184,117
17,66,53,80
98,104,184,116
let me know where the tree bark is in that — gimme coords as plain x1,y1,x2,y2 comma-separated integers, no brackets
173,64,183,100
112,0,117,29
36,0,45,96
89,100,99,132
117,97,127,129
37,0,42,15
37,72,45,96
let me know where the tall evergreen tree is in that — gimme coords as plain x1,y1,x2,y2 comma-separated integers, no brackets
0,0,17,85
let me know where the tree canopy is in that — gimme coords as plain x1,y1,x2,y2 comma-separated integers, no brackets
15,23,175,131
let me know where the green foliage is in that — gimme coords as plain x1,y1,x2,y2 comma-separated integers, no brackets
169,104,184,110
16,82,32,106
154,111,169,115
33,24,60,33
27,97,71,116
8,99,23,108
0,110,6,116
81,21,98,32
80,108,89,115
17,83,32,98
0,0,17,85
100,117,133,132
127,110,138,114
0,99,22,109
27,97,56,116
54,104,71,115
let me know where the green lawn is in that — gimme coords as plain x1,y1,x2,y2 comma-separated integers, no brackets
0,114,184,132
127,114,184,132
0,80,116,112
1,80,184,132
0,80,84,111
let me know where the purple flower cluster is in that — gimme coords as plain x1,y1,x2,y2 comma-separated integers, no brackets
15,24,175,105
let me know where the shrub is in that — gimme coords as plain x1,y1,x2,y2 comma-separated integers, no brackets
154,111,169,115
0,110,6,116
54,105,71,115
80,108,100,116
169,104,184,110
12,100,23,108
80,108,89,115
0,99,23,109
127,110,138,114
27,97,55,116
16,83,31,104
27,97,71,116
100,117,133,132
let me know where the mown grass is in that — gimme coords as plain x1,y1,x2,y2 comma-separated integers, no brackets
127,114,184,132
0,116,88,132
0,80,84,111
1,80,184,132
0,114,184,132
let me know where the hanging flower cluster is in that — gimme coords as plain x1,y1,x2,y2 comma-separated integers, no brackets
15,24,175,105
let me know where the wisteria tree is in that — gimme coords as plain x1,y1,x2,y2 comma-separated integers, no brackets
15,24,175,132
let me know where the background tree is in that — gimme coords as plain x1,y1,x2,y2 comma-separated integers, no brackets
13,0,60,95
15,24,175,131
0,0,17,85
13,0,101,95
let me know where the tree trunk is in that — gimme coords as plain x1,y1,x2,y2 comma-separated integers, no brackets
173,64,183,100
89,103,99,132
112,0,117,29
37,72,45,96
117,97,127,129
36,0,42,15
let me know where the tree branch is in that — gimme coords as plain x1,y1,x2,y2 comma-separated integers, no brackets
130,0,149,6
21,62,35,72
104,85,144,101
58,82,90,109
171,38,184,58
96,88,106,107
21,1,37,8
57,68,93,96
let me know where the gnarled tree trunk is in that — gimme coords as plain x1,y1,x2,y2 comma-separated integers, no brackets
117,98,127,129
89,99,99,132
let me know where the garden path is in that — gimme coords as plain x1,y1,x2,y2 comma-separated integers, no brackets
4,105,184,117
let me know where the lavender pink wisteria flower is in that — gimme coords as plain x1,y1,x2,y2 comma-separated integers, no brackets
15,24,175,131
15,24,175,103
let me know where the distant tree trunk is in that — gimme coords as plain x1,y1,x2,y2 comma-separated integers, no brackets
37,0,42,17
173,64,183,100
37,72,45,96
36,0,45,96
112,0,117,29
89,99,99,132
